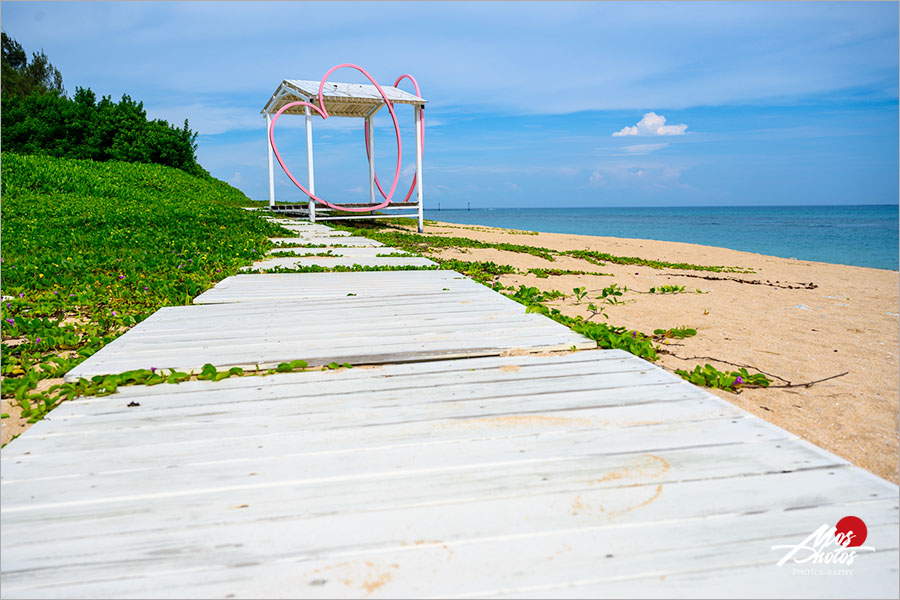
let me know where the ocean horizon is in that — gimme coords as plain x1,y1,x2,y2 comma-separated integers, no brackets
423,204,899,271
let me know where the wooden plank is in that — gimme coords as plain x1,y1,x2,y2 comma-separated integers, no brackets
63,291,596,379
265,247,409,257
194,271,478,304
269,236,384,247
244,256,435,271
3,510,897,598
277,226,351,236
263,219,330,228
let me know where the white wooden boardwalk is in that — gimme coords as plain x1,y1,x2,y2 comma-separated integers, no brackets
2,352,897,598
63,271,593,380
2,217,897,599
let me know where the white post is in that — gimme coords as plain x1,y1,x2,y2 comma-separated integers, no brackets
415,105,424,233
367,116,376,205
305,105,316,223
266,112,275,208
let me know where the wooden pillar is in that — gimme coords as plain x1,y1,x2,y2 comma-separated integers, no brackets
367,116,376,205
415,104,424,233
305,105,316,223
266,113,275,208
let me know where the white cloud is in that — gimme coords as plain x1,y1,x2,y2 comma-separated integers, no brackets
613,112,688,137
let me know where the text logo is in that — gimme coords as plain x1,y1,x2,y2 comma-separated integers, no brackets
772,515,875,567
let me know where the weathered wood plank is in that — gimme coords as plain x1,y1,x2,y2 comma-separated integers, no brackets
277,225,351,236
269,236,384,247
64,290,595,379
2,471,895,598
265,247,409,257
244,256,436,270
194,271,479,304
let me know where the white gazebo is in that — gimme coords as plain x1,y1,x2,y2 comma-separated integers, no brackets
262,79,427,232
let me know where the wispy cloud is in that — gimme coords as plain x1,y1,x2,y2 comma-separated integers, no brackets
613,113,688,137
7,2,895,117
585,164,688,190
622,142,670,155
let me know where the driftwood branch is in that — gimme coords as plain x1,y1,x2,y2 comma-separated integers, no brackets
661,355,850,392
761,371,850,389
664,272,817,290
661,353,790,383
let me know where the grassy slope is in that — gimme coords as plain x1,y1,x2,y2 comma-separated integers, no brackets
0,152,290,421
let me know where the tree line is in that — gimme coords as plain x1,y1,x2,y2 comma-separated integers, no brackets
1,32,208,178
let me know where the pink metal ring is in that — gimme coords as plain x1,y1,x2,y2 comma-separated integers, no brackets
364,74,424,203
268,63,403,212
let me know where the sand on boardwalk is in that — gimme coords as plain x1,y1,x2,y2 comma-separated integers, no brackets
407,219,899,484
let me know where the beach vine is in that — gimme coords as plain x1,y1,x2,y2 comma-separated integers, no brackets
0,153,292,428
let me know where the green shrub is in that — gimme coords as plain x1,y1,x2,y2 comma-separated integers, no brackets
1,87,206,177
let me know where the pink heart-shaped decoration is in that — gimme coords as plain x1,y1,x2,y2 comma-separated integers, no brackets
365,74,424,203
268,63,402,212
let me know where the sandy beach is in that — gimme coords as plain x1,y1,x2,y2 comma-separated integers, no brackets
409,219,900,483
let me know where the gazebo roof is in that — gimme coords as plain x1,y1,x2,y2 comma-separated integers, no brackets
261,79,427,118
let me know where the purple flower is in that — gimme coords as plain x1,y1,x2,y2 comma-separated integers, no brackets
6,318,13,324
118,275,125,280
216,269,221,273
150,367,157,373
35,337,41,343
112,311,117,316
735,376,744,385
143,286,149,291
631,331,636,338
53,291,58,295
18,293,23,298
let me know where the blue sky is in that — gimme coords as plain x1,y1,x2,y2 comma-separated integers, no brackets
2,1,898,208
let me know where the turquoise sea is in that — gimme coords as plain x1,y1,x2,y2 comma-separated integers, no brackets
424,205,899,271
